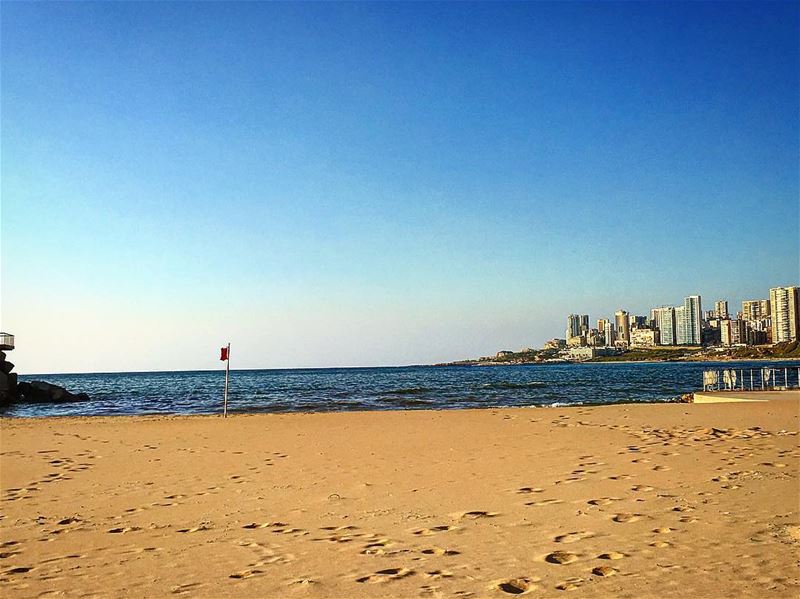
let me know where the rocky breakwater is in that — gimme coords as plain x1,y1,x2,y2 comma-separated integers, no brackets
0,352,89,406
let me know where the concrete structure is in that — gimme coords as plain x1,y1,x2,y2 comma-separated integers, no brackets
598,319,614,347
567,346,617,361
742,299,771,322
630,328,659,347
543,338,566,350
693,390,800,403
714,300,729,319
0,333,14,351
769,286,800,343
566,314,585,340
567,335,586,348
674,295,702,345
615,310,630,346
653,306,677,345
719,319,743,346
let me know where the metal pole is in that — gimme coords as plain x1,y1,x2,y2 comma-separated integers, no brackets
740,369,744,391
750,369,753,390
223,342,230,418
785,367,789,390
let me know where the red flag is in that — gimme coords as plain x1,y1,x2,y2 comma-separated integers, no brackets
220,347,229,361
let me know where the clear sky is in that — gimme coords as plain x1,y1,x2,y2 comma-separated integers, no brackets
2,1,798,374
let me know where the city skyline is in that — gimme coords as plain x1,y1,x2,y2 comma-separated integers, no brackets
558,284,799,352
2,2,798,373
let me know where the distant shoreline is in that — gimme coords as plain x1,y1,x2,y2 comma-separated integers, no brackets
435,355,800,367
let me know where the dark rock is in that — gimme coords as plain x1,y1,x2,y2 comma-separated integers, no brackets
0,372,18,405
17,381,90,404
1,360,14,374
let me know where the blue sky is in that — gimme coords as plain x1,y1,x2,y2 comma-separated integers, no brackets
2,1,798,373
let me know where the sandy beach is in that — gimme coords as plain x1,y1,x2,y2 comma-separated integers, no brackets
1,398,798,598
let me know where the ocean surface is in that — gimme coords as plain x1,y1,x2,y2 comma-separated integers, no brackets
5,360,800,418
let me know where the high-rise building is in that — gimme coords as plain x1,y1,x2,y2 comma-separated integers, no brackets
675,305,689,344
653,306,677,345
719,319,744,346
597,319,612,346
566,314,582,339
742,299,771,322
615,310,630,346
602,321,615,347
579,315,590,336
682,295,703,345
769,286,800,343
714,300,729,319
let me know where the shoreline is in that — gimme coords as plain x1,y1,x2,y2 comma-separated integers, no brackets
2,400,798,598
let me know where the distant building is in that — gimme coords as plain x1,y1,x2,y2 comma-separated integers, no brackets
720,319,743,346
769,286,800,342
598,319,614,347
543,338,566,350
630,328,659,347
742,299,771,322
629,315,647,330
496,350,514,358
566,314,586,339
567,346,617,362
567,335,587,348
676,295,702,345
615,310,630,346
653,306,677,345
714,300,729,320
586,328,603,347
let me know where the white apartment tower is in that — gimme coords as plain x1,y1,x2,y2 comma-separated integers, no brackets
682,295,703,345
714,300,729,319
769,286,800,342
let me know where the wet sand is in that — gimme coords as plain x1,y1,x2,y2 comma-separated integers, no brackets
1,400,798,598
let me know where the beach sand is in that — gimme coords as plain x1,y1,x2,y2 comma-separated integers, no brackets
1,399,798,598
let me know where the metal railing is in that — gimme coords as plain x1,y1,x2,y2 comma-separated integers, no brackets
702,367,800,391
0,333,14,350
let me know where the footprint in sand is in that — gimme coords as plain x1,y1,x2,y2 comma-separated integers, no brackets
362,539,395,555
108,526,141,534
554,531,594,544
526,498,563,507
177,524,212,533
545,551,578,564
517,487,545,494
592,566,617,577
424,569,454,579
631,485,654,492
650,540,672,548
587,498,619,506
652,527,674,534
597,552,625,560
612,513,640,523
421,547,460,556
229,569,264,579
356,567,414,583
496,577,539,594
451,511,498,520
413,526,457,536
555,578,583,591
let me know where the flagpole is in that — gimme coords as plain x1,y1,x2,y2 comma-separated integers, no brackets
223,342,230,418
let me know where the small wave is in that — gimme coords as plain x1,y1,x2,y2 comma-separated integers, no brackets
480,381,548,390
375,395,433,407
383,387,435,395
